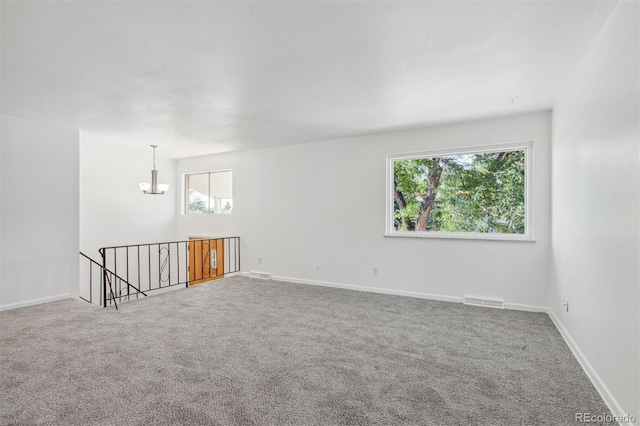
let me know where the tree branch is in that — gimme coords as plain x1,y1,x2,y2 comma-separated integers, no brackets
416,158,443,231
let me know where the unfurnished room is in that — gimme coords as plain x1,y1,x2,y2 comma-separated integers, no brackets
0,1,638,425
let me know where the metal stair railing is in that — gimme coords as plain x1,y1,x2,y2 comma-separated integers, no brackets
94,237,240,309
79,251,148,309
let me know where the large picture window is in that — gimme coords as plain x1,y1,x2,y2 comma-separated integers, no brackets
386,142,532,240
185,170,233,215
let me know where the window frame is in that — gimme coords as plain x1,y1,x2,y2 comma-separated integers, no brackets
385,141,534,241
183,169,233,215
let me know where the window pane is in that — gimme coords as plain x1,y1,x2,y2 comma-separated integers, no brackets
185,170,233,215
186,173,210,214
210,171,233,214
392,150,525,234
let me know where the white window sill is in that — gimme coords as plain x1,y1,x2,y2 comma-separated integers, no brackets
384,232,535,242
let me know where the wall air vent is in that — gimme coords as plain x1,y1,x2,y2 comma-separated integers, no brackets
463,295,504,309
249,271,272,280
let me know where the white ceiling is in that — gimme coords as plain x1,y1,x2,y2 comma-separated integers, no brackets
1,1,616,159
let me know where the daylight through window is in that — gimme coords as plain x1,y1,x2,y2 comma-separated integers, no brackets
387,143,532,240
185,170,233,214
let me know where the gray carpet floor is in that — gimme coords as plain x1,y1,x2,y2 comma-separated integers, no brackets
1,276,612,425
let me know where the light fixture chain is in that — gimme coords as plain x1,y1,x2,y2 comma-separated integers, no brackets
151,144,158,170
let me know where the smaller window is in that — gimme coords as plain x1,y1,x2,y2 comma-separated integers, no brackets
185,170,233,215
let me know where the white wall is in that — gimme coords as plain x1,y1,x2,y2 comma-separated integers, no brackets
550,0,639,420
79,140,179,303
0,115,79,309
79,139,177,259
177,111,551,308
0,116,3,303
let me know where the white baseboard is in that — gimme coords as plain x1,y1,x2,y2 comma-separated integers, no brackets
504,302,548,313
547,308,633,426
240,272,552,313
0,293,72,312
271,274,464,304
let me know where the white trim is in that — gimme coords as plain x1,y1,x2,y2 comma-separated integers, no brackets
186,234,225,239
0,293,71,312
384,232,535,242
503,302,548,313
183,169,233,215
386,140,534,241
241,272,552,314
387,141,533,160
271,275,463,303
276,276,461,302
547,308,633,425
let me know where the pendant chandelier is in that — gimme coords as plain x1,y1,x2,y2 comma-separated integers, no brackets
139,145,169,195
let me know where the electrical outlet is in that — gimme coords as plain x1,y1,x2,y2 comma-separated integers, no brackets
257,256,262,265
373,267,379,276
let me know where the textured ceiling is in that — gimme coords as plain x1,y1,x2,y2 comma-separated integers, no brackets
1,1,616,158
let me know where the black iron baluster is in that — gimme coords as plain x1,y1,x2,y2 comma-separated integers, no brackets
201,240,205,279
114,249,118,303
91,260,95,302
137,246,141,299
126,247,130,301
185,241,190,288
176,242,180,287
148,245,151,292
101,249,107,308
